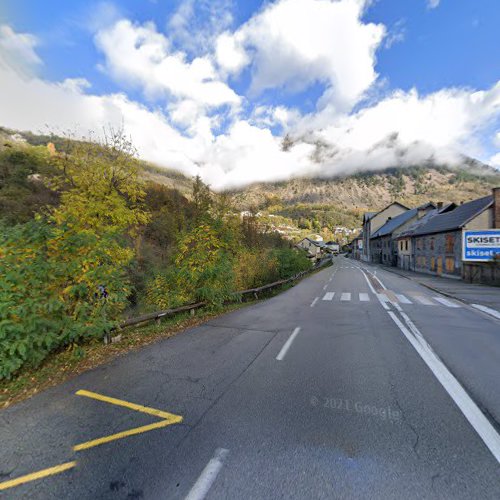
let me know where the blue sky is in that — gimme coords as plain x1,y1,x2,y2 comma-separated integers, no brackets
0,0,499,188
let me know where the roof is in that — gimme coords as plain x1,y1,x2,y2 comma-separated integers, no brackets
370,203,435,239
363,212,376,222
396,208,440,239
297,237,324,247
370,209,417,239
411,195,493,237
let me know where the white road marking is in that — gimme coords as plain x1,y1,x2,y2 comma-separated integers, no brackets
322,292,335,301
359,269,376,294
471,304,500,320
276,327,301,361
359,293,370,302
433,296,461,308
185,448,229,500
413,295,434,305
341,293,351,301
323,284,328,290
396,294,412,304
310,297,319,308
387,311,500,464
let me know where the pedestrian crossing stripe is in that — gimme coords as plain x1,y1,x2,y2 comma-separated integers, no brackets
319,291,461,308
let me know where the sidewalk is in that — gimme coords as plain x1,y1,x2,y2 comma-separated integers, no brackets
380,265,500,318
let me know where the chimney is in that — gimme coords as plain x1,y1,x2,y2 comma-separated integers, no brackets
494,187,500,229
437,202,443,210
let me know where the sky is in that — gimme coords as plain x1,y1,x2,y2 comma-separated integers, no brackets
0,0,499,189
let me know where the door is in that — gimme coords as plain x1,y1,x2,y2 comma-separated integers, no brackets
437,256,443,275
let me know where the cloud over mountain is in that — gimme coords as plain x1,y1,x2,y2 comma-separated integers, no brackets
0,0,499,189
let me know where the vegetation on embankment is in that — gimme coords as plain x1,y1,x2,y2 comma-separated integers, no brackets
0,131,311,381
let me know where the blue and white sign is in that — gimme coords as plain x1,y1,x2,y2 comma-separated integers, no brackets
462,230,500,261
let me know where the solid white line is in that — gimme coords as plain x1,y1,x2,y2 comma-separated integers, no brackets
396,294,412,304
387,311,500,464
185,448,229,500
434,296,461,308
310,297,319,308
375,293,391,311
471,304,500,320
359,293,370,302
372,272,387,290
341,293,351,301
276,327,301,361
359,268,376,294
322,292,335,301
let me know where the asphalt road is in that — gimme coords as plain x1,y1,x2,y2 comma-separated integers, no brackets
1,256,500,499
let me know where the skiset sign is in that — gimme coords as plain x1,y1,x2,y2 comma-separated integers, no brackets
462,230,500,261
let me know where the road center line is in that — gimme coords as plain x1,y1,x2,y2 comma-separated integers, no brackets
310,297,319,307
185,448,229,500
276,327,301,361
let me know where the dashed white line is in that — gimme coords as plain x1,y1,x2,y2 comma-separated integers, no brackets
433,296,461,308
340,293,351,301
323,284,328,290
359,293,370,302
322,292,335,301
185,448,230,500
276,327,301,361
310,297,319,308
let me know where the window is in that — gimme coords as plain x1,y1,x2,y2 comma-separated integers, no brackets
445,234,455,254
405,240,408,251
430,237,434,250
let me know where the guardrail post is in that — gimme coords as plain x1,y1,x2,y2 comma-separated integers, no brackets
190,308,195,316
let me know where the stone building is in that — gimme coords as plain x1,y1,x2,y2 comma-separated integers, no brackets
361,202,409,262
370,203,435,266
402,193,497,278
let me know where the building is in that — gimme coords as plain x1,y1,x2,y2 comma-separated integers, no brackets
370,203,435,266
397,190,498,279
296,237,325,261
349,232,363,260
361,202,410,262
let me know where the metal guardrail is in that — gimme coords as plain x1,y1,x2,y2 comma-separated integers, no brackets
114,257,331,332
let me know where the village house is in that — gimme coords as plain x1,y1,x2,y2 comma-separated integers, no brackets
296,237,325,261
361,202,409,262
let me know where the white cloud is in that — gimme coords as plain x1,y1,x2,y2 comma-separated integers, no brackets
489,153,500,167
1,14,500,190
216,0,385,114
427,0,440,9
0,24,41,77
95,19,241,110
168,0,234,55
